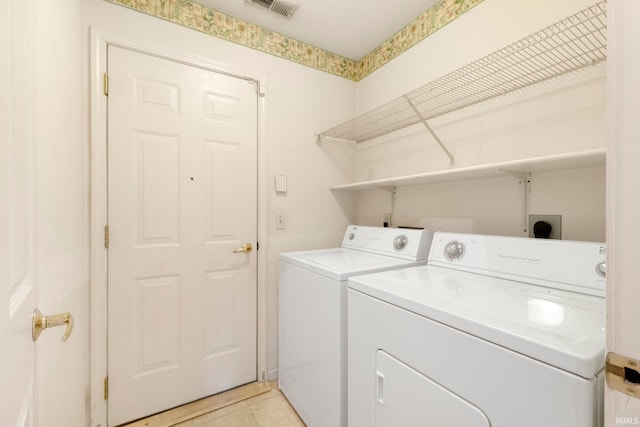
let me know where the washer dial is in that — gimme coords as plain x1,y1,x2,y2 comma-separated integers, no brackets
444,240,465,260
596,261,606,278
393,235,408,251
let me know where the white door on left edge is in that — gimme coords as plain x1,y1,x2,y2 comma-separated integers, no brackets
1,0,36,425
107,46,258,426
606,2,640,425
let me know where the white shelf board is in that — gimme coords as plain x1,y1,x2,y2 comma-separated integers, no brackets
329,148,605,192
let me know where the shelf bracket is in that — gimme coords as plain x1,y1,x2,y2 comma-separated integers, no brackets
500,170,531,234
378,187,397,227
405,96,454,165
378,186,397,203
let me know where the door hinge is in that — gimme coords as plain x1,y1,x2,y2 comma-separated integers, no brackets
253,80,266,97
103,73,109,96
104,376,109,400
104,225,109,249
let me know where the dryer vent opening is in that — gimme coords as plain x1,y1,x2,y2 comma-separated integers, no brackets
247,0,299,18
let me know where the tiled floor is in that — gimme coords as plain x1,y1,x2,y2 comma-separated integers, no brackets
172,381,305,427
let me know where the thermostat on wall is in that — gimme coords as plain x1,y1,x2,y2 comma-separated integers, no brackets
275,175,287,193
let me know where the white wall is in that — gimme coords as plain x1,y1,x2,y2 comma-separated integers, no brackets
357,166,605,241
85,0,357,386
351,0,606,242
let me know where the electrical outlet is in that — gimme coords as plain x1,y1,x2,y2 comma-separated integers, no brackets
529,214,562,239
383,213,392,227
276,213,286,230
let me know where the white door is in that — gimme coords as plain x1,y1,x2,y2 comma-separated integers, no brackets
107,46,258,425
1,0,36,425
605,1,640,425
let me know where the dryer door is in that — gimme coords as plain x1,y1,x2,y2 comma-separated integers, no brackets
375,350,490,427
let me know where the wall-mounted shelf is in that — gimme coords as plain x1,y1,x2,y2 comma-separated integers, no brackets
329,149,605,192
316,1,607,157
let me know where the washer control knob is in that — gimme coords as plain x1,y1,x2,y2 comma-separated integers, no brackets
596,261,606,278
393,235,408,251
445,241,464,260
348,233,355,240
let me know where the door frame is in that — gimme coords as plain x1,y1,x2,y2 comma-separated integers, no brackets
89,28,269,427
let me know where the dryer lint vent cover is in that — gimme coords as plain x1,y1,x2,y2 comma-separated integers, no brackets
247,0,299,18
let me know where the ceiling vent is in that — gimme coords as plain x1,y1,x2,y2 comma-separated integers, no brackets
247,0,299,19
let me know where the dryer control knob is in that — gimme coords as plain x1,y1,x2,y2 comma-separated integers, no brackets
596,261,606,278
393,235,408,251
445,241,464,260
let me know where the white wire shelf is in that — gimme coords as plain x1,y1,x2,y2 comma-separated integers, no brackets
317,1,607,145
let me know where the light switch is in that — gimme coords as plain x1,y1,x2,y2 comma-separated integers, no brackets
275,175,287,193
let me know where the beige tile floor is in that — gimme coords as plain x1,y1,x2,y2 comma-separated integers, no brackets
172,380,305,427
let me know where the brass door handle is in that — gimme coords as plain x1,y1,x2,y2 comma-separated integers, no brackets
32,308,74,342
233,243,253,254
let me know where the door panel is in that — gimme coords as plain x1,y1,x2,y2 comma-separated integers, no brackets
205,141,240,237
135,131,180,245
136,275,180,374
107,46,258,426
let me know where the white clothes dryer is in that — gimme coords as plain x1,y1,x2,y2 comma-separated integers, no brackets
278,225,433,427
348,232,606,427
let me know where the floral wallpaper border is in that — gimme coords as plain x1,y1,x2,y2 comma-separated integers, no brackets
106,0,484,81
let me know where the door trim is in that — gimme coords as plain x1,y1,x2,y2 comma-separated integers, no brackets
89,28,268,427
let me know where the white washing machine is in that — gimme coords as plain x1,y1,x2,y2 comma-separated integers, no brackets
278,225,433,427
348,232,606,427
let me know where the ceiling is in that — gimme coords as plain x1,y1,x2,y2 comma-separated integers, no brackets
199,0,440,60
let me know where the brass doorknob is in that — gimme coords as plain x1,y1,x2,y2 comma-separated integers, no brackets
233,243,253,254
32,308,74,342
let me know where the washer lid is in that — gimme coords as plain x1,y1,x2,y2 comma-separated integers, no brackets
280,248,424,281
348,265,605,379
